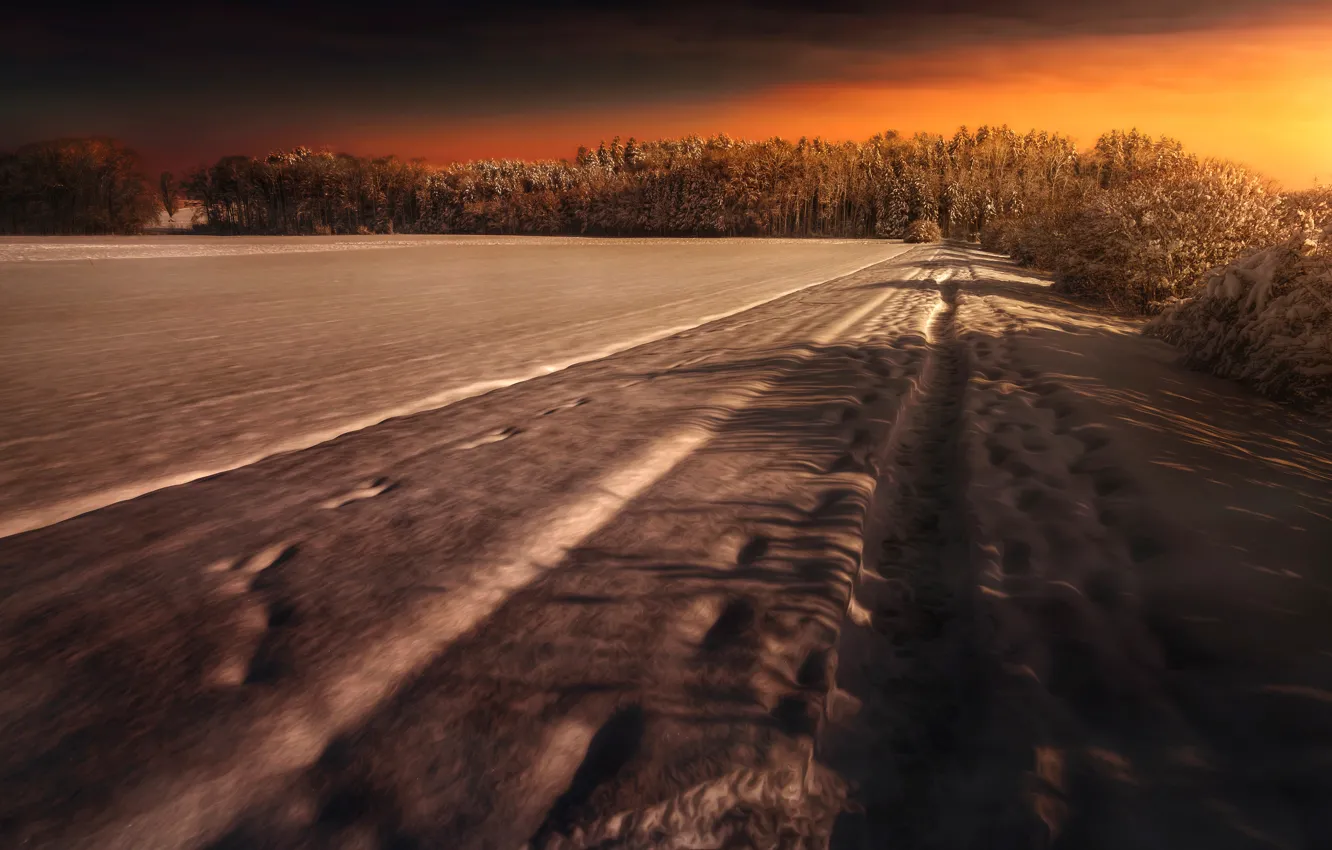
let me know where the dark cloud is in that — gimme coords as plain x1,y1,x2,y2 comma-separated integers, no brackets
12,1,1322,61
1,0,1325,153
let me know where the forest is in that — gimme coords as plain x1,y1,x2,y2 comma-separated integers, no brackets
0,127,1193,241
174,128,1073,240
0,139,158,236
3,128,1328,313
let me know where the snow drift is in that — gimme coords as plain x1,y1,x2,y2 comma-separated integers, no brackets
1147,224,1332,413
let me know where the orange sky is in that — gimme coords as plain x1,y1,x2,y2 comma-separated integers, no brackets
347,18,1332,188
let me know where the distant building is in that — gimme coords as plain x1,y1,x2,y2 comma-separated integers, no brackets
149,201,204,232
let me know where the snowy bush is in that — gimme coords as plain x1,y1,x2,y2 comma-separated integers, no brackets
979,218,1017,253
984,207,1078,269
1147,223,1332,413
1282,186,1332,229
904,219,943,243
976,132,1286,314
1050,159,1282,312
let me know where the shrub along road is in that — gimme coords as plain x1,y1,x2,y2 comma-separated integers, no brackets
2,244,1330,849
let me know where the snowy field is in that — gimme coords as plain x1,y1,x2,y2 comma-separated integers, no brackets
0,236,910,536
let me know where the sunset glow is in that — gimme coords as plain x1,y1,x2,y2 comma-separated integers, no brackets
345,18,1332,188
5,2,1331,186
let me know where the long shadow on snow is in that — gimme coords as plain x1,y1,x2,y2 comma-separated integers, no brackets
199,306,1332,850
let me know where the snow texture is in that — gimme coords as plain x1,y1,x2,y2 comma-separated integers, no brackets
1148,225,1332,413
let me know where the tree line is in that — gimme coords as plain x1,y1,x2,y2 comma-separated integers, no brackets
6,128,1320,315
177,128,1088,239
2,127,1121,239
0,139,159,235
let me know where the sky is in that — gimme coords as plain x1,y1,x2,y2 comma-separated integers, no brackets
3,0,1330,187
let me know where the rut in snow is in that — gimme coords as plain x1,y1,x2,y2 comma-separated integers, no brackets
821,277,983,848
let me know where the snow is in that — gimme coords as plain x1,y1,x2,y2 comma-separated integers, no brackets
1147,225,1332,413
0,246,946,850
0,234,894,263
4,244,1332,849
0,236,910,537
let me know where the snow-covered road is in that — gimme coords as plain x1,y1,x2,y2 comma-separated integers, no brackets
2,243,1329,849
